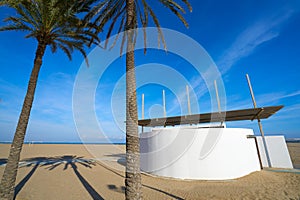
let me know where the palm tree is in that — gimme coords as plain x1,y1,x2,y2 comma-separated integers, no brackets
85,1,192,199
0,1,99,199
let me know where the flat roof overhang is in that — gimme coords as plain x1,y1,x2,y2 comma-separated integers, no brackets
138,105,283,127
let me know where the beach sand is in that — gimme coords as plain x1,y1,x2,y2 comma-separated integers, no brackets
0,143,299,200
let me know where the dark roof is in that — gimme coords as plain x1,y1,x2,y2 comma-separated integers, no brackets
138,105,283,127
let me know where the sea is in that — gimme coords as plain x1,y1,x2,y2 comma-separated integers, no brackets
0,139,299,144
0,141,125,145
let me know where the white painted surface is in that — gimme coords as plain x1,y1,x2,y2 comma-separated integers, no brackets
257,136,293,169
140,127,261,180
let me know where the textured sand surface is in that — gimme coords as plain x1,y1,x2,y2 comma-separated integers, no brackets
287,143,300,169
0,143,299,200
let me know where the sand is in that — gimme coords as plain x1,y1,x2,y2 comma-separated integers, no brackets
0,143,299,200
287,143,300,169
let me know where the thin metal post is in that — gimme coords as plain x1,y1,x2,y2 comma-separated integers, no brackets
246,74,272,168
214,80,221,112
142,93,145,119
186,85,191,115
246,74,257,108
162,90,166,117
247,135,263,170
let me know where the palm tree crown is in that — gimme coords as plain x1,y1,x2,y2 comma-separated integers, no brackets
85,0,192,51
0,0,98,61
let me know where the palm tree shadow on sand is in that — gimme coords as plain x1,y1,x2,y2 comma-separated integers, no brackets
13,155,104,200
6,154,185,199
103,153,184,200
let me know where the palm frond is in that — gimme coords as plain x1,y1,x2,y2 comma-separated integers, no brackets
84,0,110,22
50,41,57,53
73,45,89,66
57,43,72,60
181,0,192,12
158,0,189,27
160,0,186,13
120,26,126,55
95,0,125,33
0,0,22,7
104,6,126,48
85,0,191,54
147,5,167,50
0,23,32,32
0,0,99,61
109,13,126,50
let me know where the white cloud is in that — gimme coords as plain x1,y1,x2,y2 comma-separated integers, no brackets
217,9,295,73
173,8,298,118
0,72,126,142
276,103,300,117
225,90,300,111
256,90,300,106
30,72,76,124
163,7,297,114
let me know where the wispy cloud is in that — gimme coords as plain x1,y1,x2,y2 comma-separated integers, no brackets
167,8,298,117
277,90,300,99
225,90,300,110
0,73,84,141
255,90,300,106
167,68,226,115
217,9,295,73
31,72,75,122
0,71,126,142
166,9,296,115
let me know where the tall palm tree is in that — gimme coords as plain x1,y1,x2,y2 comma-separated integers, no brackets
0,1,98,199
85,1,192,199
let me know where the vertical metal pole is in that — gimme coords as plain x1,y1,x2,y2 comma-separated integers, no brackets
247,135,263,170
246,74,257,108
141,94,145,133
162,90,166,117
214,80,221,112
186,85,191,115
142,93,145,120
254,136,263,170
246,74,272,168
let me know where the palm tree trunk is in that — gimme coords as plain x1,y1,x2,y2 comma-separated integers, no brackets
125,0,142,199
0,42,46,200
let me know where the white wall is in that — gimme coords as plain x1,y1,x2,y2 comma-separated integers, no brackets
257,136,293,169
140,127,261,180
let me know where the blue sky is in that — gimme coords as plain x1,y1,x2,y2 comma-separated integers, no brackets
0,0,300,143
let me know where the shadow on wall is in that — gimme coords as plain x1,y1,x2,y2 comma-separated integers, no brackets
103,154,184,199
104,153,126,167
